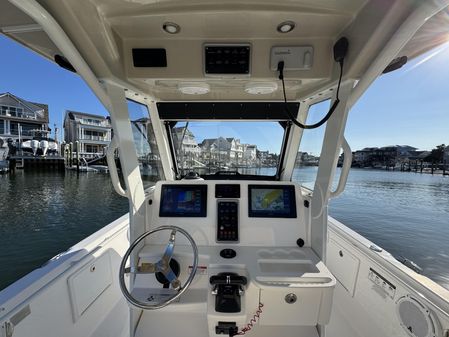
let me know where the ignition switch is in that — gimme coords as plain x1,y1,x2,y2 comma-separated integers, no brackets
285,293,297,304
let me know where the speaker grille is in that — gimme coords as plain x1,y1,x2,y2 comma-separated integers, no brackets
396,296,439,337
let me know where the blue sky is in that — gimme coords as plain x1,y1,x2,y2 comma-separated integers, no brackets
0,34,448,155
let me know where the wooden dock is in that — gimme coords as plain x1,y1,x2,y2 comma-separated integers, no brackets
9,155,65,171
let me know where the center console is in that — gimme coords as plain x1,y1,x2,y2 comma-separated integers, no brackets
142,180,335,337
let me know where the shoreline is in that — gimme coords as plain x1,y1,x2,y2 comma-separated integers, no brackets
349,166,449,176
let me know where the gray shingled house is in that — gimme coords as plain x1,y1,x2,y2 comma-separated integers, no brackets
0,92,49,142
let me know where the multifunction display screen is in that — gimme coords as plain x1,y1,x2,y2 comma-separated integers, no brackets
159,185,207,217
248,185,297,218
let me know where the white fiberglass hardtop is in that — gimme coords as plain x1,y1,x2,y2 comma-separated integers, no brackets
0,1,449,337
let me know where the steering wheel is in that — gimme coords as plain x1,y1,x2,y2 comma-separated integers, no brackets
119,225,198,310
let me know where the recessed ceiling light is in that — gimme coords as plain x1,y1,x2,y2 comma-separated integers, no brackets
245,82,278,95
178,82,210,95
163,22,180,34
277,21,296,33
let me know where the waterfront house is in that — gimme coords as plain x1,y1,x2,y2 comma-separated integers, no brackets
352,145,417,167
226,138,244,165
0,92,49,142
296,152,320,166
63,110,112,158
257,150,269,163
172,127,201,157
199,137,231,167
172,127,201,168
353,147,378,164
243,145,257,164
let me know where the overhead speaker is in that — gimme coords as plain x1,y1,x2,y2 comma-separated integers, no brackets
396,295,441,337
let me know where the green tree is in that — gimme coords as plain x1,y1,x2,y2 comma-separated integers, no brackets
425,144,446,163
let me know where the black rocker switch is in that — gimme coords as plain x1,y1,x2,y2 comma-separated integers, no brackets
210,273,247,313
217,201,239,242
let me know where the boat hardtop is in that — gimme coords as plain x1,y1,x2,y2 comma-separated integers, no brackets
0,1,449,337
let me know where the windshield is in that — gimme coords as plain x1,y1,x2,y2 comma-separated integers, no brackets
171,121,285,178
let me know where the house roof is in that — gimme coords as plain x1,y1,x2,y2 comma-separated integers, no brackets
65,110,110,120
0,92,48,122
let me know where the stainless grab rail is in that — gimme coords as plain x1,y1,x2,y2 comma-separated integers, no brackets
106,137,127,197
330,137,351,198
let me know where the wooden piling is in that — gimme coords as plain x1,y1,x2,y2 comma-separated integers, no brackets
75,141,80,173
69,142,73,167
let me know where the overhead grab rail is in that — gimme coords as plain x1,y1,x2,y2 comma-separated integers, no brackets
330,137,351,198
106,137,127,197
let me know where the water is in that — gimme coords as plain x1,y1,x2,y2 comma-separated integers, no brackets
329,168,449,290
0,168,448,291
0,171,128,290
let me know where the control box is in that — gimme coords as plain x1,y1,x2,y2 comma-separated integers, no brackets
270,46,313,70
216,201,239,242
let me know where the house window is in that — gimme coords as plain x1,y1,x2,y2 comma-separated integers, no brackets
10,122,18,135
83,118,101,125
20,123,40,136
0,121,4,134
85,144,99,153
0,105,24,117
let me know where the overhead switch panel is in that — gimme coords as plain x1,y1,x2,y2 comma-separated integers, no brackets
205,44,250,75
270,46,314,71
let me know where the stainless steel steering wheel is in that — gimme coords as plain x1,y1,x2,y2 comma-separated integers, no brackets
119,225,198,310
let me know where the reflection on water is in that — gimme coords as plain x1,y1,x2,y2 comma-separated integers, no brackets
0,167,448,291
0,170,128,290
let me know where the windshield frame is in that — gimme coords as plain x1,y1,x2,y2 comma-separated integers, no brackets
156,101,300,180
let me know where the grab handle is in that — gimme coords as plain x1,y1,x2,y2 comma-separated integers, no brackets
330,137,351,198
106,137,127,197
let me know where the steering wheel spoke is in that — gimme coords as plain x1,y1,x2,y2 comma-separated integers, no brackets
161,229,177,265
119,225,198,310
124,262,156,274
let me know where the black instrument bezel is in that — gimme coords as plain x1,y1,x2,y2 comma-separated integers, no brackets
248,185,297,218
159,184,207,217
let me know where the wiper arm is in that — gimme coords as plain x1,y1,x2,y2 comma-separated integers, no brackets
212,170,241,176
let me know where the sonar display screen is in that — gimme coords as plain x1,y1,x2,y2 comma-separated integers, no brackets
159,185,207,217
248,185,296,218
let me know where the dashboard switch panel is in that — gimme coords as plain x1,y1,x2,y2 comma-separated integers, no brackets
217,201,239,242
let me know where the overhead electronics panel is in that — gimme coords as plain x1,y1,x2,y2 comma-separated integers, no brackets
204,44,251,75
248,185,297,218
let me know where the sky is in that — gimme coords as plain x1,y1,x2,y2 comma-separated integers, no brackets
1,34,448,155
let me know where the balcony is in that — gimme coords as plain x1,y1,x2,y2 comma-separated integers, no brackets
0,110,37,120
81,135,109,141
80,119,110,127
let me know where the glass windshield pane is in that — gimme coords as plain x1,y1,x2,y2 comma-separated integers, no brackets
171,121,284,177
126,100,165,188
293,99,331,190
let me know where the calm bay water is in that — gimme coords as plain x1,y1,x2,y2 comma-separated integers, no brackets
0,168,448,291
0,171,128,290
